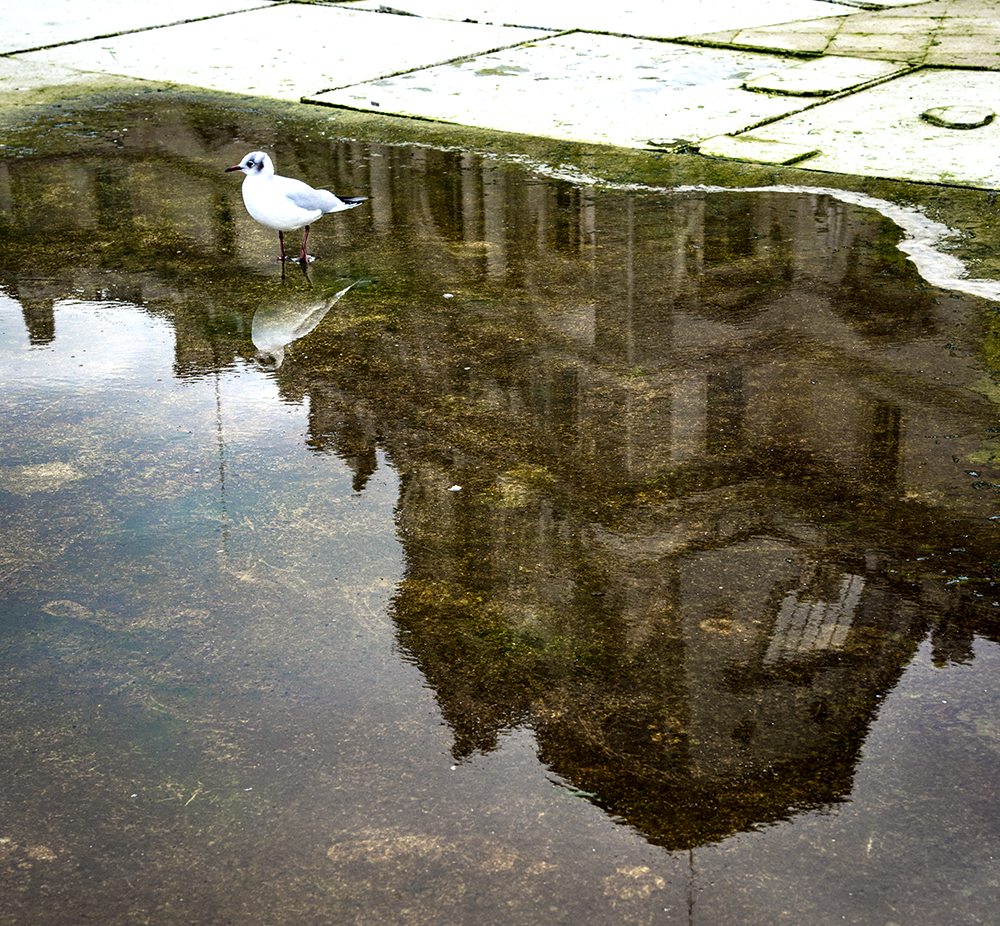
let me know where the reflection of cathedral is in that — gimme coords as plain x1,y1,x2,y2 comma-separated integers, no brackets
3,137,998,850
302,154,996,849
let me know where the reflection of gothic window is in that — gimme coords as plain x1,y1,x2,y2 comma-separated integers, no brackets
550,182,581,253
702,198,754,264
551,367,579,443
706,369,744,454
764,570,864,664
860,399,901,485
94,167,133,232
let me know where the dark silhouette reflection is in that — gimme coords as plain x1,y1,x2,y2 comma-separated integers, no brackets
304,383,380,492
2,134,999,854
19,296,56,345
931,614,976,666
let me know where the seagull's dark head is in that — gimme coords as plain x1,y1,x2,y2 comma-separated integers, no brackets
225,151,273,177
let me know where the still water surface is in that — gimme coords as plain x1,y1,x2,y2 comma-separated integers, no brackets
1,101,999,925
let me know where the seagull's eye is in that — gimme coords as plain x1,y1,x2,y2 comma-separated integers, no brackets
246,159,255,168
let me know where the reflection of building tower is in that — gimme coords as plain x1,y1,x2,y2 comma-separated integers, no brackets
359,176,994,850
387,429,930,847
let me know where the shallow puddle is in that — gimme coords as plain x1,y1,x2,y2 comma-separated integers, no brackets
1,97,999,926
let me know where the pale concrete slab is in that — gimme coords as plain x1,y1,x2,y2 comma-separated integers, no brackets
697,27,834,56
16,4,545,101
0,57,144,107
0,0,275,54
347,0,860,39
826,28,936,62
307,34,842,149
743,56,910,96
689,0,1000,70
733,69,1000,188
698,135,821,164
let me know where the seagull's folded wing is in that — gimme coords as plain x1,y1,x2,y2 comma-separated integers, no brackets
278,176,340,212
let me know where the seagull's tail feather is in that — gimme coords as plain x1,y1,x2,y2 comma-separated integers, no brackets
320,194,368,215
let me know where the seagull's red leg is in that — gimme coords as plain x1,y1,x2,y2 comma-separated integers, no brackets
298,225,310,263
278,230,287,262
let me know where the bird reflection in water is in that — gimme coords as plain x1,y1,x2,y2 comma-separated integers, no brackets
251,279,358,368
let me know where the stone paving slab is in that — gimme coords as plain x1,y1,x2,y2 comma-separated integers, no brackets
3,0,998,190
306,33,841,149
743,55,911,95
0,58,146,110
697,134,822,164
688,0,1000,69
833,0,934,5
726,68,1000,187
15,4,545,101
348,0,860,39
0,0,276,55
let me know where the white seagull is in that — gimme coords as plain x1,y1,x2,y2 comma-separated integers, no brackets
226,151,367,263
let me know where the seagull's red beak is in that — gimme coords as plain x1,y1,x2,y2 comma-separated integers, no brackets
225,164,244,172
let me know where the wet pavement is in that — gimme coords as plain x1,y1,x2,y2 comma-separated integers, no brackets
2,4,1000,926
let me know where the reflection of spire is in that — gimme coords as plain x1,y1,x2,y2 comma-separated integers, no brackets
213,369,230,554
251,280,357,367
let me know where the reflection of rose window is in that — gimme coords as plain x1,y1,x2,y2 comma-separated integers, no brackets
764,570,864,664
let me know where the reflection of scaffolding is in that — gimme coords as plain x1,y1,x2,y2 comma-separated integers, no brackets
765,572,864,664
